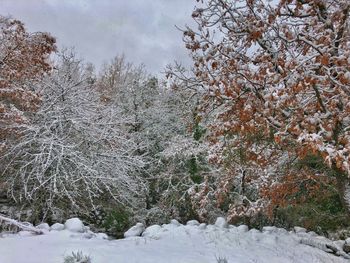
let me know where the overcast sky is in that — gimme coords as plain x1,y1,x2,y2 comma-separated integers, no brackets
0,0,195,75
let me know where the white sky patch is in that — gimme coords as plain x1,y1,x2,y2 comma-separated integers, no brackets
0,0,195,75
44,0,90,11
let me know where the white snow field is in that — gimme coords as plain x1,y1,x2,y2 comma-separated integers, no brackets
0,217,349,263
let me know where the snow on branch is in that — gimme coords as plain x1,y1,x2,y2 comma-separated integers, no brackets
0,214,43,234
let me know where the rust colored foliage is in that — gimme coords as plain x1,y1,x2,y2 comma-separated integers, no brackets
0,16,56,150
262,169,334,218
173,0,350,217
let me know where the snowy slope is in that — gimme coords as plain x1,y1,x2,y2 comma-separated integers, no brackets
0,218,348,263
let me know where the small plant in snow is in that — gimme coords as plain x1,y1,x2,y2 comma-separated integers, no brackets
215,256,228,263
63,251,91,263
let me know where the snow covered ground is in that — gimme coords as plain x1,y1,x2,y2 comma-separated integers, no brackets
0,218,348,263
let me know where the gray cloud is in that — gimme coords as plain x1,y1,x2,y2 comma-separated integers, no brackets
0,0,196,75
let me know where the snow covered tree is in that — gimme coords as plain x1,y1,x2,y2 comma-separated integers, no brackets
1,51,145,220
98,57,173,212
98,57,214,222
170,0,350,217
0,15,56,153
97,55,133,104
150,84,214,222
99,57,160,129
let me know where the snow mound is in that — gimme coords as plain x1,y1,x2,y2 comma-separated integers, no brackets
124,223,145,238
142,225,166,239
215,217,228,228
36,223,50,231
186,220,199,226
51,223,64,231
64,218,85,233
344,238,350,253
170,219,181,226
95,233,108,240
236,224,249,232
199,223,207,230
294,226,307,233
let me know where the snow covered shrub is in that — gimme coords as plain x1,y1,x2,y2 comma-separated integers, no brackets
142,207,170,226
77,199,136,238
63,251,91,263
188,166,268,225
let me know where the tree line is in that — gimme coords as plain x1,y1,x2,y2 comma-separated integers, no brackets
1,0,350,236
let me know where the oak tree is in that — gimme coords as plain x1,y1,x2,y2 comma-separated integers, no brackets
0,16,56,152
176,0,350,215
